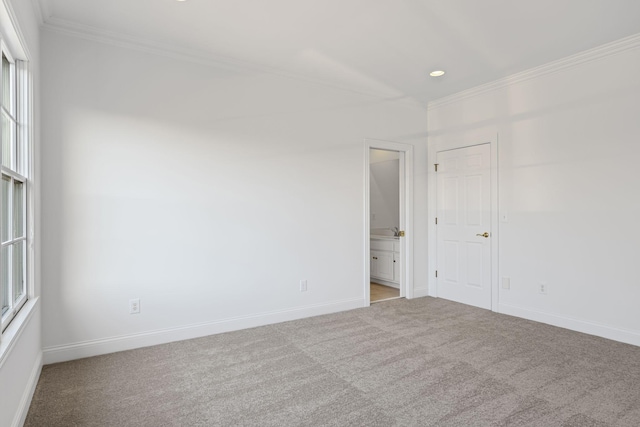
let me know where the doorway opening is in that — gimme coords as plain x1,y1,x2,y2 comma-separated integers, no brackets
364,140,414,305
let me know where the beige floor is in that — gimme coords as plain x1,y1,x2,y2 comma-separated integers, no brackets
26,297,640,426
370,282,400,302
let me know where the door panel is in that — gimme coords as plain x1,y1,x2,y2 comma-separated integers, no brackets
465,175,483,225
443,241,459,283
436,144,492,309
466,242,483,287
443,177,459,225
376,251,394,281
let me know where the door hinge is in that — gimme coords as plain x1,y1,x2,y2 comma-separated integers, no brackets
435,270,438,278
434,163,439,172
435,217,438,225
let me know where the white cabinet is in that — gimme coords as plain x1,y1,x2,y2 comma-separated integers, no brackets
371,238,400,287
393,252,400,283
371,250,394,281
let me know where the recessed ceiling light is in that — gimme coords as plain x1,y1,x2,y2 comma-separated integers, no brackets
429,70,446,77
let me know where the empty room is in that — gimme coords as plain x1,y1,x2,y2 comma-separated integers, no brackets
1,0,640,426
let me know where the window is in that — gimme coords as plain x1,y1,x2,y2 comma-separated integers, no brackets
1,45,27,332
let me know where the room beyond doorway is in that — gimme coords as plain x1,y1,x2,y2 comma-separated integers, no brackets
370,282,400,303
364,139,414,306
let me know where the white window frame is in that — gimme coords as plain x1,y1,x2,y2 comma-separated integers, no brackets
0,38,28,333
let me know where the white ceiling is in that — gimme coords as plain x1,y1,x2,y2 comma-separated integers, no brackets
37,0,640,104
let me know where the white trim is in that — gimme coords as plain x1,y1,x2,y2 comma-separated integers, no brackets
43,297,363,364
18,58,36,306
30,0,49,25
0,43,30,332
0,0,31,60
398,151,406,298
499,303,640,348
364,147,371,305
12,349,41,427
412,287,430,298
364,139,414,306
0,297,38,369
490,139,499,312
428,32,640,110
427,149,437,298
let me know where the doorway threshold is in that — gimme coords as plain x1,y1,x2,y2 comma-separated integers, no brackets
371,296,404,304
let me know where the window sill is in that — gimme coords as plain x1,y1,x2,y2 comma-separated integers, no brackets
0,296,39,369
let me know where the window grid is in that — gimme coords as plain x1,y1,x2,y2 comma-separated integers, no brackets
0,43,27,332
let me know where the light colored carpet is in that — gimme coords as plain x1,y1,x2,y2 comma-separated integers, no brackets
26,297,640,426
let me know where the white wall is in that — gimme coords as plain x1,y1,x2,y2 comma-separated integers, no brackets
0,1,41,425
0,301,41,427
428,37,640,345
370,157,399,231
40,30,429,362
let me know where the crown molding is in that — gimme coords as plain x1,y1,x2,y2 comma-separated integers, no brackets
42,16,258,73
30,0,50,25
428,32,640,110
1,0,31,59
41,16,416,104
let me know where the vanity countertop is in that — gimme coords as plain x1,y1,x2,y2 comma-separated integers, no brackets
371,235,399,241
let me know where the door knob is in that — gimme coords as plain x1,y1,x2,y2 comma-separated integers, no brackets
476,232,490,238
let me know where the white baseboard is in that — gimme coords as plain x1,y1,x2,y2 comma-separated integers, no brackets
13,350,42,427
43,298,364,364
412,287,430,298
499,303,640,347
371,278,399,289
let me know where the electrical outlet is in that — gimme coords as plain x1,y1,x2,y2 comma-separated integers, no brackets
538,282,547,295
502,277,510,290
300,280,307,292
129,298,141,314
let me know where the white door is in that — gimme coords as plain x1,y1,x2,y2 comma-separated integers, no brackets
436,144,492,309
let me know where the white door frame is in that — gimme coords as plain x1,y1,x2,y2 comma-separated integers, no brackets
364,139,414,306
428,136,499,312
